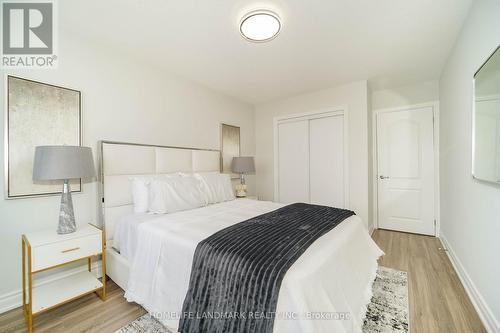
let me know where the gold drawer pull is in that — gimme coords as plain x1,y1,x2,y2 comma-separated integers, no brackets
61,247,80,253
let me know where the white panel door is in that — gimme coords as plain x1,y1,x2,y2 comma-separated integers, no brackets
377,107,435,235
278,120,309,203
309,115,345,207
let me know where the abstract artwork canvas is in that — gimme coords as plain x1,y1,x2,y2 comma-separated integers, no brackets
221,123,240,178
5,76,81,198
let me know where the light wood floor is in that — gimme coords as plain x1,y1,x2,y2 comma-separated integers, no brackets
372,229,485,333
0,281,146,333
0,230,485,333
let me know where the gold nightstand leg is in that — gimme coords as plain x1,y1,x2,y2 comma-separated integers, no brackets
95,229,107,301
21,237,29,330
22,238,26,324
27,240,33,333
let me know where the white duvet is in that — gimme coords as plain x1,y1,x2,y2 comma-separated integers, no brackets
114,199,383,333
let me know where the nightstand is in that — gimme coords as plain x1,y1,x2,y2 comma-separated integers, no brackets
21,224,106,333
237,195,258,200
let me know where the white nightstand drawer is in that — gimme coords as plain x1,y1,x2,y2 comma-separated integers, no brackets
22,224,106,333
31,233,101,272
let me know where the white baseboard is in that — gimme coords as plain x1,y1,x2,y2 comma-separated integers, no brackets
0,260,102,315
440,235,500,333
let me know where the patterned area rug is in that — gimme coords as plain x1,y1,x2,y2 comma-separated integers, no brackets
115,266,408,333
363,266,409,332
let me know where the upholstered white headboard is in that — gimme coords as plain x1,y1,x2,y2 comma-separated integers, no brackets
98,141,221,240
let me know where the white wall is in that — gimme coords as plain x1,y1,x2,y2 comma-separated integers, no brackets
255,81,371,229
371,80,439,110
0,31,255,311
367,87,374,233
439,0,500,331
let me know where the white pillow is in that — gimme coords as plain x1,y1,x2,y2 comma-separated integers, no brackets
149,175,208,214
194,172,235,204
129,173,180,213
129,176,152,213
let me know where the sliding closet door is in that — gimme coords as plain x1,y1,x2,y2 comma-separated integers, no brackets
277,120,309,203
309,115,345,207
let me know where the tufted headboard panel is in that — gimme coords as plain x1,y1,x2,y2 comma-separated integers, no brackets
98,141,220,240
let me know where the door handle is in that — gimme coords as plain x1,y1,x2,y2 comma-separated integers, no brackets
379,175,390,180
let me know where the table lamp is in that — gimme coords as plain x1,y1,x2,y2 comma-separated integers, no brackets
33,146,96,234
231,156,255,197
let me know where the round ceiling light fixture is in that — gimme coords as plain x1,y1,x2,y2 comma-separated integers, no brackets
240,10,281,42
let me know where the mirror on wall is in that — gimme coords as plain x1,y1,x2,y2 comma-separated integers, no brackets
473,45,500,184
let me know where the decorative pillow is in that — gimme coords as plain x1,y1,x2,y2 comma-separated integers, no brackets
129,173,180,213
149,175,208,214
194,172,235,204
129,176,152,213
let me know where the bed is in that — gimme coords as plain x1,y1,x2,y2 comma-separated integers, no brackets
99,141,383,333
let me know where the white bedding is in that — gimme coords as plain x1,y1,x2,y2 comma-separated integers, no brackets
115,199,383,333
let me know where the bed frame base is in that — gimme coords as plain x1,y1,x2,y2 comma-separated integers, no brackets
105,247,130,291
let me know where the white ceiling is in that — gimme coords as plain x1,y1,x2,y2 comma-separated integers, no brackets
61,0,472,104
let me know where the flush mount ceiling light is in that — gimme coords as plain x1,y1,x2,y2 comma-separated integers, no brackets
240,10,281,42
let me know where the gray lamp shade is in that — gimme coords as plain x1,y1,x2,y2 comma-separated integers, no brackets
231,156,255,174
33,146,96,181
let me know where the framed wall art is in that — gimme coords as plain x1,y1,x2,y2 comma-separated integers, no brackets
220,123,240,178
5,75,81,199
